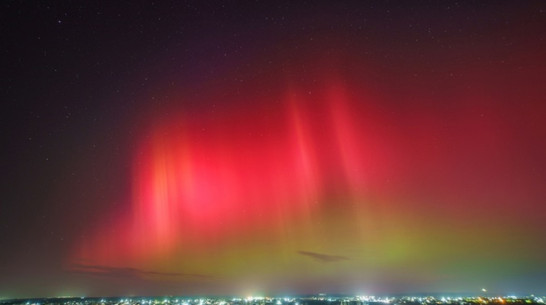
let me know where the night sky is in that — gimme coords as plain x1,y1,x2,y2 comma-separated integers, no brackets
1,0,546,299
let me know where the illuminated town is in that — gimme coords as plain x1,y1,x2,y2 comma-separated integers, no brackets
1,295,545,305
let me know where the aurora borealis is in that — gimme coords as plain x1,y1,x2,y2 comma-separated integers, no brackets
1,0,546,299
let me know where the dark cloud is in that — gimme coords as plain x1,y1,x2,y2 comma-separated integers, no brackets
297,251,349,263
68,263,211,280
